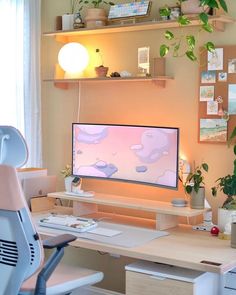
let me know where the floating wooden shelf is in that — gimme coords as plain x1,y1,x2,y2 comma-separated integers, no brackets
43,15,235,42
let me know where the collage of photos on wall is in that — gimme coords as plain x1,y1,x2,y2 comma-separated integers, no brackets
199,45,236,143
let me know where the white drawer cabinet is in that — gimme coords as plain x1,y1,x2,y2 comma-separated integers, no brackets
125,261,220,295
223,267,236,294
224,289,236,295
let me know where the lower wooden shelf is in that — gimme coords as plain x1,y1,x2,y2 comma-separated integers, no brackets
44,75,174,89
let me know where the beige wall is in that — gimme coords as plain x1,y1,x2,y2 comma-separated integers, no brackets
41,1,236,292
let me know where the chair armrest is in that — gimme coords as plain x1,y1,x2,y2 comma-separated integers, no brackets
43,234,77,249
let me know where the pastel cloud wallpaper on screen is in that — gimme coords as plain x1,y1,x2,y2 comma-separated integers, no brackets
72,124,179,188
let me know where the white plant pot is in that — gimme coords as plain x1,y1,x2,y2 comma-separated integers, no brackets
218,208,236,232
62,14,74,30
64,176,74,192
190,187,205,209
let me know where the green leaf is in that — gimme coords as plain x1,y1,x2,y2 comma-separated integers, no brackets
211,187,217,196
219,0,228,12
204,42,215,53
159,7,171,17
228,127,236,146
186,50,197,61
202,23,213,33
202,163,209,172
186,35,195,50
178,16,190,26
160,44,169,57
165,30,174,40
185,185,192,194
173,43,180,57
201,0,218,9
199,12,208,24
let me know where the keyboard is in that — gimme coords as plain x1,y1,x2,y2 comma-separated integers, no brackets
38,214,97,233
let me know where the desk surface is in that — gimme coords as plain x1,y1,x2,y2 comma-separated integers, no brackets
33,210,236,275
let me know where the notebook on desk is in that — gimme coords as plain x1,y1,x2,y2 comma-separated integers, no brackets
38,214,97,233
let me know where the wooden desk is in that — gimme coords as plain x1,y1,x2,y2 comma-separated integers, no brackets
33,210,236,275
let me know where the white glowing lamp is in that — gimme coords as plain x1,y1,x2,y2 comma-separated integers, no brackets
58,42,89,78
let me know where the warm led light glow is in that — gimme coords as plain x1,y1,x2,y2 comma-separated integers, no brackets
58,42,89,75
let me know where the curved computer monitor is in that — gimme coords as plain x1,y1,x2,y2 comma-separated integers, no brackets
0,126,28,168
72,123,179,189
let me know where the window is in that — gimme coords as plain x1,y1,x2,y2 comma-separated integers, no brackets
0,0,25,134
0,0,42,167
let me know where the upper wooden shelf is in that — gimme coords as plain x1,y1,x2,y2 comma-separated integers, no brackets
43,15,234,40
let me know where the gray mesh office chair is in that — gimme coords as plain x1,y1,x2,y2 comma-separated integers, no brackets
0,126,103,295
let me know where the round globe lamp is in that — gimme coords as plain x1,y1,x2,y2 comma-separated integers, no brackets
58,42,89,78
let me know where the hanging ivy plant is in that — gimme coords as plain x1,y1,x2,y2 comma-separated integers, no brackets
160,0,228,61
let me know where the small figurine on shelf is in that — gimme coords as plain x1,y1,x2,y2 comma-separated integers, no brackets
95,48,109,77
73,12,84,29
110,72,121,77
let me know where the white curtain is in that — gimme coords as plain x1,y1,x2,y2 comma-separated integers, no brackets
23,0,42,167
0,0,42,167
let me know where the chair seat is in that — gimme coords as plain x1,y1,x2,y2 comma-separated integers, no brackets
19,263,104,295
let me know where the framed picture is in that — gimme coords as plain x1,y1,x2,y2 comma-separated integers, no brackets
199,119,227,142
138,46,150,75
108,1,151,20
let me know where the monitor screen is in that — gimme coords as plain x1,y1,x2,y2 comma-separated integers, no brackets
72,123,179,189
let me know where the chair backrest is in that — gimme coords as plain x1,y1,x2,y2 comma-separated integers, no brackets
0,165,43,295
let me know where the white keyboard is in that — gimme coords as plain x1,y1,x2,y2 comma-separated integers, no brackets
38,214,97,233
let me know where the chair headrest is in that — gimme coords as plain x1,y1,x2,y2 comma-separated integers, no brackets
0,126,28,168
0,165,27,211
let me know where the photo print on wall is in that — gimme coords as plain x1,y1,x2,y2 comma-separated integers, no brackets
201,71,216,83
200,85,214,101
200,119,227,142
208,48,223,71
228,84,236,114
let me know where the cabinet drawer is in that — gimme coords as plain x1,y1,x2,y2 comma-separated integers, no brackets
225,272,236,289
126,270,193,295
224,288,236,295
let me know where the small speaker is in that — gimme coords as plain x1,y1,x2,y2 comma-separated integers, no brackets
171,198,188,207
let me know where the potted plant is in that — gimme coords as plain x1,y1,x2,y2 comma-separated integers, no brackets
60,164,73,192
159,0,228,61
212,127,236,231
94,48,109,77
77,0,114,28
184,162,209,209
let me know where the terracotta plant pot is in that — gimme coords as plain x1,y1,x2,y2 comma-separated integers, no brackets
95,66,109,77
181,0,210,15
190,187,205,209
85,8,107,28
